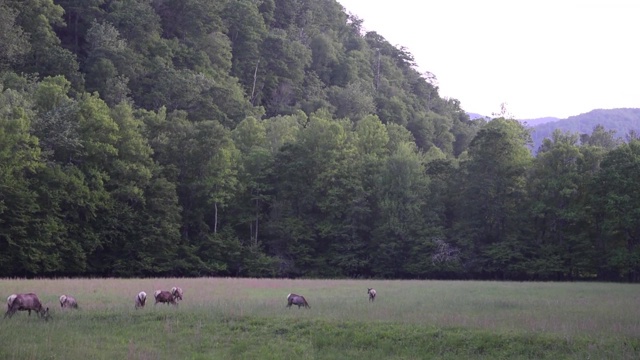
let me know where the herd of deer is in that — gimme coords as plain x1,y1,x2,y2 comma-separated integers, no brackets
4,286,377,321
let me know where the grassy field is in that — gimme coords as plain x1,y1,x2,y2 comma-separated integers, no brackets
1,278,639,359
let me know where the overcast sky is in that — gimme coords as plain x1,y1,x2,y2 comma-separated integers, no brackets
337,0,640,119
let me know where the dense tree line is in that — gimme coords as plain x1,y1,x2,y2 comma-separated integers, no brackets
1,0,638,281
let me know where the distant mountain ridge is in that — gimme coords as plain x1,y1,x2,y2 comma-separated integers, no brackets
466,108,640,153
528,108,640,152
466,112,560,126
520,117,560,127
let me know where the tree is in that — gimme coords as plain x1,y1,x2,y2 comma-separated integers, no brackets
29,76,82,164
91,102,181,276
370,141,433,278
84,20,133,106
258,28,311,116
11,0,83,87
54,0,105,55
581,124,620,150
141,109,241,274
105,0,162,48
0,85,54,275
328,81,376,121
0,1,30,70
528,130,594,279
152,0,225,40
266,110,362,276
587,140,640,281
454,118,533,278
223,0,267,99
232,117,271,245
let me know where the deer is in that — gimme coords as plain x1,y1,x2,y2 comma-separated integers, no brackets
135,291,147,309
59,295,79,309
5,293,50,321
368,288,377,302
154,290,177,306
171,287,183,302
286,293,310,309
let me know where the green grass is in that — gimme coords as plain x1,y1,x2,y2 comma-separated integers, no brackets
1,278,639,359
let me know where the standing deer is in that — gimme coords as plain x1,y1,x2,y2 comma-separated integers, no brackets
286,293,310,309
135,291,147,309
368,288,377,302
171,287,183,301
5,293,50,320
154,290,177,306
59,295,79,309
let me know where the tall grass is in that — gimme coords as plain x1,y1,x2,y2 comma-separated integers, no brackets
1,278,638,359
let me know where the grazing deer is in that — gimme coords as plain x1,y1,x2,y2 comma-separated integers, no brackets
154,290,177,306
286,293,310,309
7,293,33,316
368,288,377,302
59,295,78,309
171,287,183,301
135,291,147,309
5,293,50,321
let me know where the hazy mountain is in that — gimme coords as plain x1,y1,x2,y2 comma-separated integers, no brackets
529,108,640,152
466,112,559,124
519,117,560,127
467,112,488,120
467,109,640,154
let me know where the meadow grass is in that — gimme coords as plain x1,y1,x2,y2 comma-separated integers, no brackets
1,278,639,359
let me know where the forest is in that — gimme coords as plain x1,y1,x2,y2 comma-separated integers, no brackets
1,0,639,281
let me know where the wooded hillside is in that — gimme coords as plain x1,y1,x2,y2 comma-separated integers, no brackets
1,0,638,281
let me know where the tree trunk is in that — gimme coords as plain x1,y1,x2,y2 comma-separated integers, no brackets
254,200,259,246
213,202,218,235
251,59,260,105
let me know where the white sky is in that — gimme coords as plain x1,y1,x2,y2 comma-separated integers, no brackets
337,0,640,119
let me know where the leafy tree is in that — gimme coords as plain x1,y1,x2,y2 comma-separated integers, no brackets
266,110,362,276
263,111,304,154
93,102,180,275
328,81,376,121
141,109,241,274
258,28,311,116
152,0,225,40
587,140,640,281
54,0,105,55
0,1,30,70
370,141,432,278
528,130,594,279
581,124,620,150
231,117,270,243
9,0,83,87
223,0,267,99
454,118,533,278
377,96,409,126
0,85,54,275
84,20,133,106
104,0,162,49
343,114,390,276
